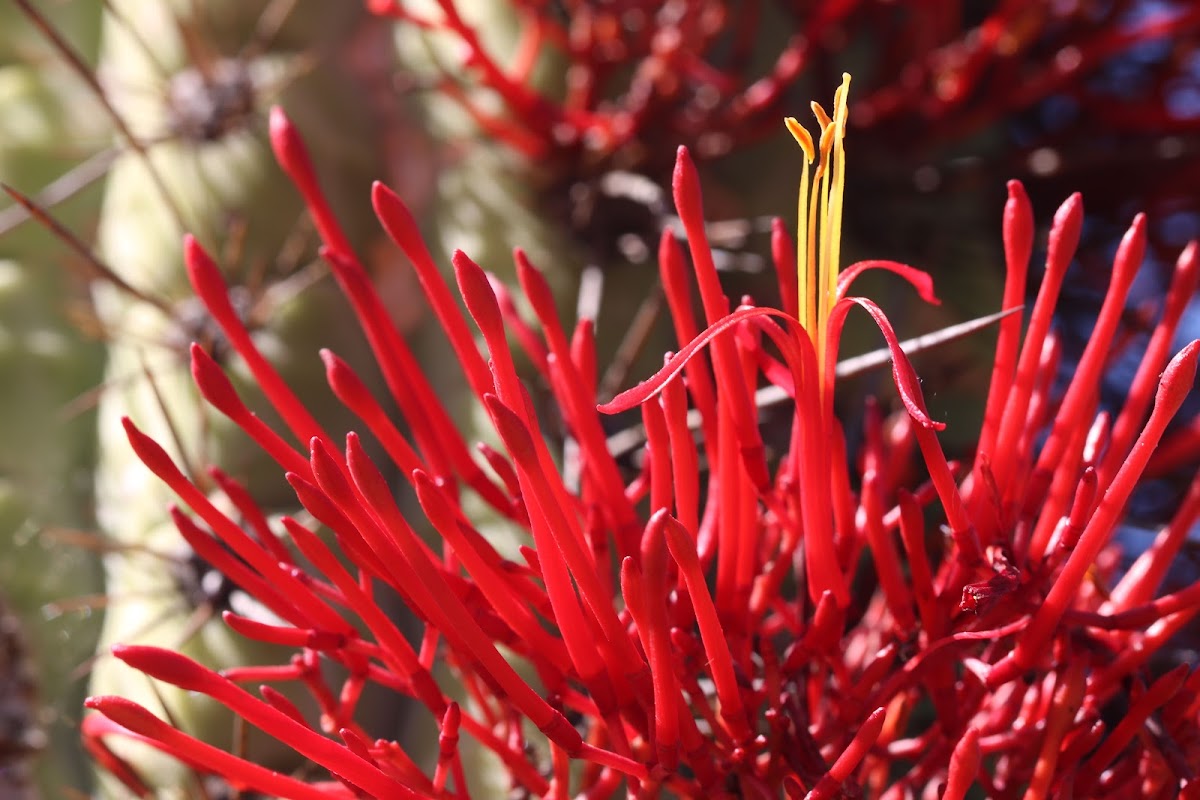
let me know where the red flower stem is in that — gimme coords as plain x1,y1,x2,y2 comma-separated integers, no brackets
733,323,765,616
1166,666,1200,729
319,349,422,479
482,461,612,709
320,248,508,508
640,511,683,771
167,507,298,625
220,611,347,651
208,468,293,565
517,250,638,534
1025,661,1087,800
344,434,589,747
715,392,742,622
642,396,674,517
571,318,599,398
187,343,313,479
805,707,886,800
673,148,770,492
453,250,608,555
829,422,857,571
1089,608,1200,696
183,236,329,446
312,435,580,750
124,417,349,633
1033,212,1146,507
430,0,562,133
975,181,1033,463
1076,665,1190,793
475,441,522,501
988,341,1200,688
657,229,718,461
433,703,462,793
772,217,799,320
412,469,572,677
492,277,550,377
1108,469,1200,610
258,685,306,726
371,181,494,397
80,714,154,798
604,302,841,606
1046,466,1098,558
483,395,647,705
286,472,409,594
942,726,981,800
862,409,916,632
110,647,422,797
987,194,1083,523
1026,410,1094,564
1075,575,1200,633
661,360,700,542
661,513,751,742
896,491,940,639
85,697,347,800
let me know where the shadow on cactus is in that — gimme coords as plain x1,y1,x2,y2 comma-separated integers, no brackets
81,76,1200,798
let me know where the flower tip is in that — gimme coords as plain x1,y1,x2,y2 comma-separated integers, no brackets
671,146,703,220
267,105,298,157
785,117,814,161
1159,339,1200,409
267,104,289,135
1182,240,1199,265
1056,192,1085,230
372,180,419,241
112,644,212,693
182,233,209,270
307,435,328,459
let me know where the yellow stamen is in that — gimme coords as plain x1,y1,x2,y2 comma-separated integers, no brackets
787,73,851,398
785,117,814,330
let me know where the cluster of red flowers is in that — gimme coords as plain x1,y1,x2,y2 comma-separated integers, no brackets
364,0,1200,169
77,66,1200,798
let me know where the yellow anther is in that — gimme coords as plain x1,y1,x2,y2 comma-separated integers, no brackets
785,117,814,162
786,73,851,402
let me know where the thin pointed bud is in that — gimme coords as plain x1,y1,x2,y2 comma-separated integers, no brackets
269,106,353,257
108,647,420,798
671,146,725,324
1075,664,1190,793
184,235,327,444
319,348,424,479
1035,214,1146,477
988,192,1084,499
805,707,886,800
990,340,1200,688
84,697,336,800
662,514,751,742
976,181,1034,460
943,727,981,800
372,181,493,397
189,343,311,478
639,510,681,770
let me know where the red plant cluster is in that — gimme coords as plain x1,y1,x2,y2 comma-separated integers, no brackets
364,0,1200,167
82,88,1200,798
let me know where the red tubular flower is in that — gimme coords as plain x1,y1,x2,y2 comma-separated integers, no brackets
86,82,1200,799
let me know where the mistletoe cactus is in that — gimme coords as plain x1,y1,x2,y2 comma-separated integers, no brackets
78,74,1200,798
